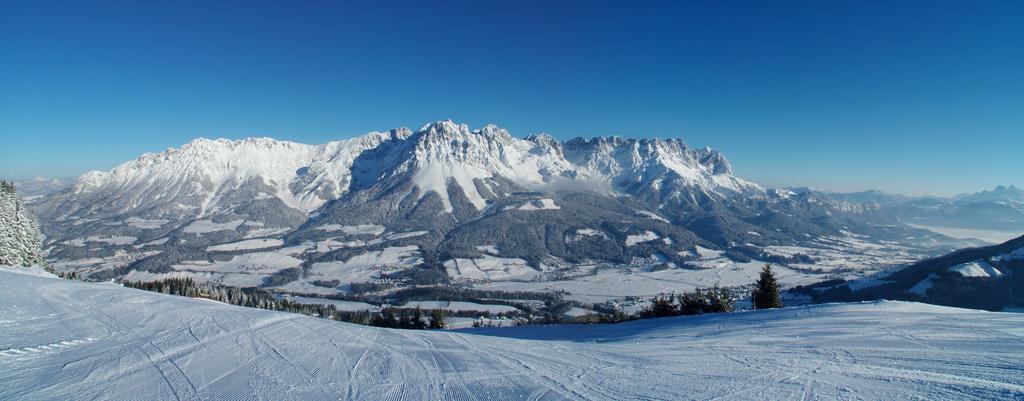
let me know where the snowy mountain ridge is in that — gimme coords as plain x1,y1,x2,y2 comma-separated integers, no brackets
73,131,402,214
60,120,758,217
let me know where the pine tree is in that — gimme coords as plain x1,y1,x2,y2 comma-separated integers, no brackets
649,294,678,317
752,264,783,309
428,309,446,329
0,181,45,268
411,307,426,330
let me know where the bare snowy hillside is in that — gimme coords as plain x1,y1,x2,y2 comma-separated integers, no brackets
1,269,1021,400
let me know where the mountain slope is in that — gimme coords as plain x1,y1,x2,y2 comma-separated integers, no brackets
2,269,1022,400
800,235,1024,310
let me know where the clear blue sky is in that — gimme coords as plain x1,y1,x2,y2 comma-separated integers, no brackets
1,0,1021,196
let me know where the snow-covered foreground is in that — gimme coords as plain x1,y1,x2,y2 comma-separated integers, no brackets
2,270,1022,400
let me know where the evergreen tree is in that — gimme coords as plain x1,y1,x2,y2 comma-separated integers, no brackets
428,309,446,329
0,181,45,268
649,294,678,317
411,307,426,330
705,286,735,313
752,264,783,309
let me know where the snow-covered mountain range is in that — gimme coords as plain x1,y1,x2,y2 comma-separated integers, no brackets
824,186,1024,243
26,121,969,290
52,120,757,218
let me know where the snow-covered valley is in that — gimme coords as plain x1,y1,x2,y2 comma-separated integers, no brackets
2,268,1022,400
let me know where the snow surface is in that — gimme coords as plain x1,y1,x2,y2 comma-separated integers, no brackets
635,210,669,222
182,219,245,234
316,224,386,236
123,245,310,287
412,162,491,212
63,236,137,246
949,260,1003,278
284,246,422,292
624,231,660,246
398,301,518,314
475,245,500,254
2,271,1022,400
517,199,560,211
565,228,609,243
206,238,284,252
73,133,400,214
444,255,538,282
909,274,938,296
280,295,380,312
124,217,170,229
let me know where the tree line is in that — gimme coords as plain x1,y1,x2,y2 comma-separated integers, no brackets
121,278,448,330
114,264,784,330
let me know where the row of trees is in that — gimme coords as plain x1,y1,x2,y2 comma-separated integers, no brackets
644,287,736,318
642,264,783,318
117,264,785,330
372,307,446,330
122,278,448,330
0,181,46,268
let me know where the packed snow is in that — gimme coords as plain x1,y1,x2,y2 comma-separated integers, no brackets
2,269,1022,400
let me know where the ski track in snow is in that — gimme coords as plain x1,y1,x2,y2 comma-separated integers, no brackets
1,270,1023,400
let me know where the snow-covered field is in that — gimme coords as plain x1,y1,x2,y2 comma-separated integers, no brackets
206,238,284,252
398,301,518,314
476,262,819,304
474,235,916,304
2,269,1022,400
277,246,422,294
444,254,538,282
182,219,245,234
123,244,311,287
281,295,380,312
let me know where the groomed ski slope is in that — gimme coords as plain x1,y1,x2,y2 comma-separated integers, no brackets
1,269,1022,401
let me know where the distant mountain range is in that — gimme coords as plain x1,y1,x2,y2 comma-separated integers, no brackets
12,177,73,199
823,186,1024,242
15,121,992,286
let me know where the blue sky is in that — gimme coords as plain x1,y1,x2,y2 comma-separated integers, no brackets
1,0,1021,196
